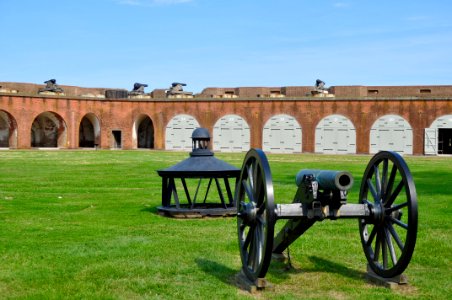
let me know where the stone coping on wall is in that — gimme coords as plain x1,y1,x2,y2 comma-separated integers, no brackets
1,91,452,102
3,82,452,99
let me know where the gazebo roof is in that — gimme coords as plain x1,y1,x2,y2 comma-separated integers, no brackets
191,127,210,139
158,127,239,178
157,155,239,177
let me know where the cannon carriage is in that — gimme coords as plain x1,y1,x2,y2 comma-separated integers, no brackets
235,149,418,285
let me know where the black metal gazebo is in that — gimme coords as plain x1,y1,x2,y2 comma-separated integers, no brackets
157,128,240,217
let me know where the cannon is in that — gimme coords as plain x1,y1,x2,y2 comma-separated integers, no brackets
236,149,418,284
129,82,148,95
39,79,64,93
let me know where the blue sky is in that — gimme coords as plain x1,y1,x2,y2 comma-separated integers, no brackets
1,0,451,93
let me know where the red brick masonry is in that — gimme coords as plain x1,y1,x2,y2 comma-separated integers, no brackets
1,83,451,154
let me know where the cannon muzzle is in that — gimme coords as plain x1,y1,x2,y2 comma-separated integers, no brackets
296,169,354,191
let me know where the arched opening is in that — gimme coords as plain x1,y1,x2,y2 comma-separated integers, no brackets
213,114,250,152
165,114,200,151
263,114,302,153
79,113,101,148
370,114,413,155
315,114,356,154
0,110,18,149
133,115,154,149
31,112,67,148
425,114,452,155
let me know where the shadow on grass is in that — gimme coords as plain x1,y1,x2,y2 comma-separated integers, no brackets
195,257,298,289
195,256,366,289
195,258,238,287
267,258,302,280
265,255,366,282
306,256,366,280
140,206,159,214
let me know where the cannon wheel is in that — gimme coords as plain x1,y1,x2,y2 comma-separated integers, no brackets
236,149,276,281
359,151,418,278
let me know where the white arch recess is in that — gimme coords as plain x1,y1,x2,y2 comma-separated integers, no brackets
0,110,18,148
370,114,413,155
425,114,452,155
165,114,200,151
315,114,356,154
31,111,68,148
79,113,101,148
213,114,250,152
262,114,301,153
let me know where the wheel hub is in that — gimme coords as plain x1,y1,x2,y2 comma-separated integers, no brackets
238,202,258,226
369,200,385,225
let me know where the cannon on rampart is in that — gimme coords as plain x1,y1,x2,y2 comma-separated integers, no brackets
235,149,418,287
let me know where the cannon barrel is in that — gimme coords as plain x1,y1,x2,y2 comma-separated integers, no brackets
296,169,354,191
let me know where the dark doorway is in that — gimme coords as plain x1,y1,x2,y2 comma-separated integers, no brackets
0,110,17,149
0,113,9,147
438,129,452,154
112,130,122,149
31,112,66,148
79,117,95,147
137,117,154,149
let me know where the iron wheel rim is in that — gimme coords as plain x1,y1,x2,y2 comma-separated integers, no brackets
236,149,275,281
359,151,418,278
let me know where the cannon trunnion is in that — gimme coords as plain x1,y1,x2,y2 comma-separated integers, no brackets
236,149,418,283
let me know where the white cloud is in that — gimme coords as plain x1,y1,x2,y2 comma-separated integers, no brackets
117,0,192,6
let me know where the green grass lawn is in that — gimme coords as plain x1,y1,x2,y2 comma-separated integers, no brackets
0,150,450,299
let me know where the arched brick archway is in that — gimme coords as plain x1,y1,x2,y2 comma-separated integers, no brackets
0,109,18,148
133,114,154,149
79,113,101,148
31,112,68,148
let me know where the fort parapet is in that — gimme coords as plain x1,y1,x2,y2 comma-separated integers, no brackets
1,81,451,155
3,81,452,99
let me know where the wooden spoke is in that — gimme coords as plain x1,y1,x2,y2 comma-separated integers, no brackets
384,164,398,204
246,163,254,190
382,229,388,269
254,169,264,203
374,165,382,199
387,222,404,251
374,232,381,262
243,226,254,250
386,180,404,208
367,179,379,203
366,225,378,247
242,180,255,204
389,216,408,230
386,202,408,213
381,159,389,200
384,227,398,265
